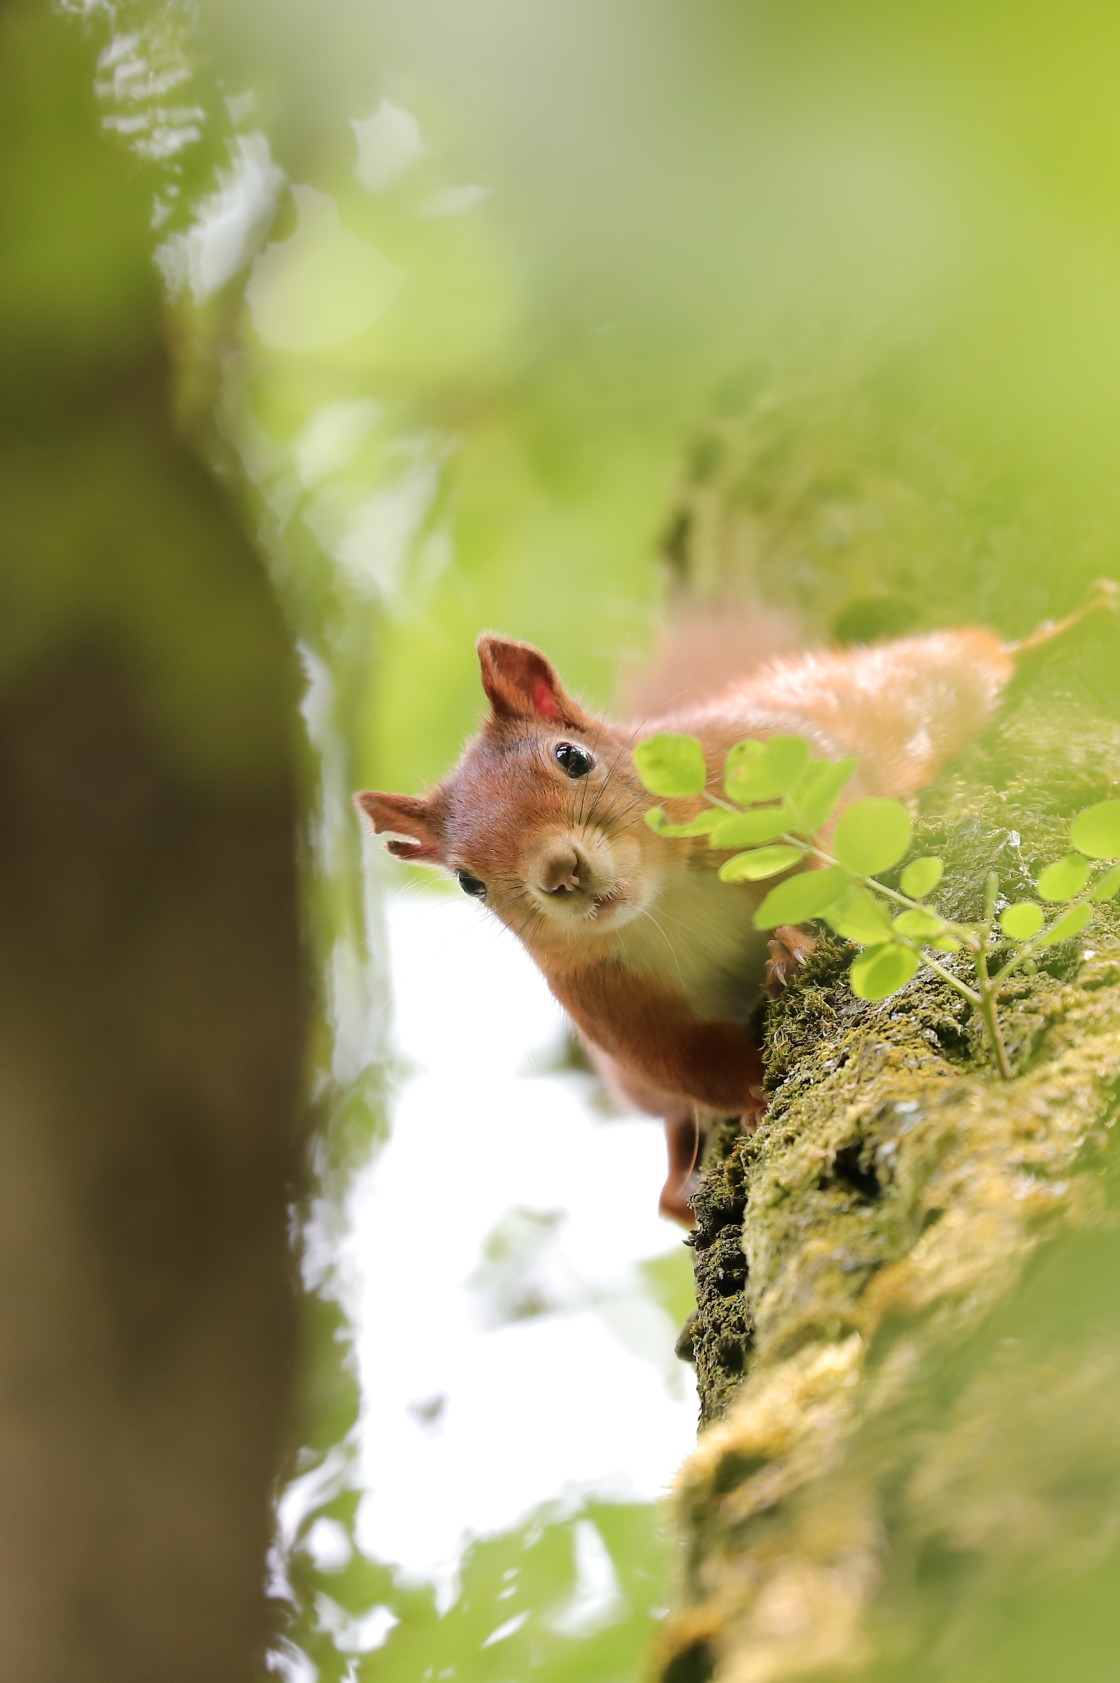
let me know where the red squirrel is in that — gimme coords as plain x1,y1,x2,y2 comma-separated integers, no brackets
358,585,1115,1223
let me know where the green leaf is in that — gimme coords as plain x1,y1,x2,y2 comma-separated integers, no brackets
1035,901,1093,948
633,733,708,798
832,798,913,876
900,856,944,899
1093,862,1120,901
850,943,920,1000
645,806,723,838
754,866,847,929
722,740,776,804
893,907,946,939
760,735,813,791
710,806,793,848
1070,799,1120,860
1036,853,1092,903
1000,902,1044,939
822,885,895,945
722,734,813,805
789,756,860,831
718,844,806,882
931,935,963,952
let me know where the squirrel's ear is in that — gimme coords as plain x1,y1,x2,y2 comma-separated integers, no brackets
355,792,443,863
477,635,587,727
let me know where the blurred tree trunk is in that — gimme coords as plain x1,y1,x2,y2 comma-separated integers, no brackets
0,4,305,1680
652,381,1120,1683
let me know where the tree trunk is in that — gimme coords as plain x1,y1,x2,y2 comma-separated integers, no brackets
0,4,306,1679
652,379,1120,1683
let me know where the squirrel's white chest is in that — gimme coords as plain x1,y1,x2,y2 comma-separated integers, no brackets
614,864,771,1023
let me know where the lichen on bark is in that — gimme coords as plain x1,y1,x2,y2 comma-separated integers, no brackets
653,380,1120,1683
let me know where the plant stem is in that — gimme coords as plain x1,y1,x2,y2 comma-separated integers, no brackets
974,945,1014,1079
789,835,982,950
972,878,1014,1078
908,948,983,1008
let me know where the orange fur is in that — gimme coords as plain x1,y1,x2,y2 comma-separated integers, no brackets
358,585,1114,1223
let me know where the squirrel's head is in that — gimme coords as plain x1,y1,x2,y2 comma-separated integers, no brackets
356,634,673,953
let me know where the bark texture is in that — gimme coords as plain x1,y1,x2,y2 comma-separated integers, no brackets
0,5,305,1679
652,381,1120,1683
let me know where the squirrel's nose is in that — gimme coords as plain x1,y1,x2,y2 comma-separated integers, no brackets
538,843,583,895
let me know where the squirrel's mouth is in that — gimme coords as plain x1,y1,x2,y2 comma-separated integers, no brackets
587,885,627,920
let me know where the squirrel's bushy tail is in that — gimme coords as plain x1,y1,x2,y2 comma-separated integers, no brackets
617,598,806,719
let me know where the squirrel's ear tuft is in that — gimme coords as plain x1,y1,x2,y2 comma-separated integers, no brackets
477,635,586,727
355,791,443,863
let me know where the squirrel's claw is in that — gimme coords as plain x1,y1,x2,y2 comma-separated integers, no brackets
766,925,816,997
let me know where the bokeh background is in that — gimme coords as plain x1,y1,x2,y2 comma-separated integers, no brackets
8,0,1120,1678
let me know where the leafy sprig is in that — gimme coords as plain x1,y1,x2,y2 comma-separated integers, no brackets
632,731,1120,1079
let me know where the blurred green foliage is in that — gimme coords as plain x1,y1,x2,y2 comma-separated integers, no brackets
288,1501,671,1683
182,0,1120,792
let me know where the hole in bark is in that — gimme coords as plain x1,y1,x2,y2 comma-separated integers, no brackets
662,510,693,573
913,1533,974,1592
774,1317,859,1360
921,1207,945,1233
712,1265,746,1297
716,1336,746,1375
820,1143,881,1201
711,1450,768,1496
663,1639,715,1683
831,594,920,645
931,1019,971,1062
693,1203,743,1249
690,432,725,482
1039,945,1082,981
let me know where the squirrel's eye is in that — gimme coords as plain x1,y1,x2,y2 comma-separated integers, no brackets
555,742,594,779
456,870,487,899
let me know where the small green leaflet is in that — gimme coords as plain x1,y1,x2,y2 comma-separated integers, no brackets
822,885,894,945
789,756,860,831
832,797,913,876
633,733,708,798
724,735,812,804
754,866,846,929
900,856,944,899
718,844,805,883
645,807,723,838
1036,853,1091,903
893,907,946,940
1093,862,1120,901
1069,799,1120,860
1000,902,1044,939
1035,902,1093,948
710,806,794,848
760,735,812,790
723,740,780,804
850,943,920,1000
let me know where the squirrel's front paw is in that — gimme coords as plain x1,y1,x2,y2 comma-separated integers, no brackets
766,924,816,997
